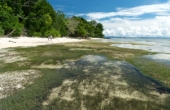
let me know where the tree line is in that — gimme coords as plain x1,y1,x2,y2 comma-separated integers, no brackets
0,0,104,38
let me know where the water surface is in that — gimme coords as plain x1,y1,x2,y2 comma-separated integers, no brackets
143,54,170,65
102,37,170,65
47,55,170,109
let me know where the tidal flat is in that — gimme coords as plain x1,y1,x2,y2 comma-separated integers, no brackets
0,41,170,110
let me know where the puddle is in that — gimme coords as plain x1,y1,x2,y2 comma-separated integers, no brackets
43,55,170,109
80,55,107,62
143,54,170,65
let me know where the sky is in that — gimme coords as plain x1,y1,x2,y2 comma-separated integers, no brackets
47,0,170,37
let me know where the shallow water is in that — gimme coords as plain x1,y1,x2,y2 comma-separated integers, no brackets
143,54,170,65
102,37,170,65
107,37,170,54
111,43,170,53
43,55,170,109
80,55,170,94
80,55,107,62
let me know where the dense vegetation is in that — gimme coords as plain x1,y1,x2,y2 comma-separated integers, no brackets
0,0,104,38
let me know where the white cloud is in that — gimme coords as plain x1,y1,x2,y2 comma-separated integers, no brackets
85,2,170,20
102,15,170,37
77,1,170,37
103,26,170,37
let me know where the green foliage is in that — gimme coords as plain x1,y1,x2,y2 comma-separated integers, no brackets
94,23,104,37
72,17,104,38
32,32,42,37
0,0,104,38
12,23,24,36
43,14,53,26
0,3,21,36
66,16,79,36
0,26,4,36
25,0,57,37
54,11,67,36
74,17,88,37
44,28,61,37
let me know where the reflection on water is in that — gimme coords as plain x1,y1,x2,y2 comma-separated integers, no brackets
111,43,170,53
102,37,170,65
143,54,170,65
103,37,170,54
80,55,107,62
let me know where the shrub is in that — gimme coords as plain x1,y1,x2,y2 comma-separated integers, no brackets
44,28,61,37
12,23,23,37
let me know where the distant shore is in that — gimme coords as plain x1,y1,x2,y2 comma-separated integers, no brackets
0,37,89,49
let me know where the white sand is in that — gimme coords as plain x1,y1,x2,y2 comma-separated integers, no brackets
0,37,86,49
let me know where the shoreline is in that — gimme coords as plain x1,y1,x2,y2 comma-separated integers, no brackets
0,37,87,49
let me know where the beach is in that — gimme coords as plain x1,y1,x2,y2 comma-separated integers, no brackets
0,37,86,49
1,37,170,109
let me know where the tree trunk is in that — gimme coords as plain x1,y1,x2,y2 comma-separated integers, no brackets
4,29,16,37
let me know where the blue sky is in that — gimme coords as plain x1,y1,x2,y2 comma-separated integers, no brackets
48,0,170,37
